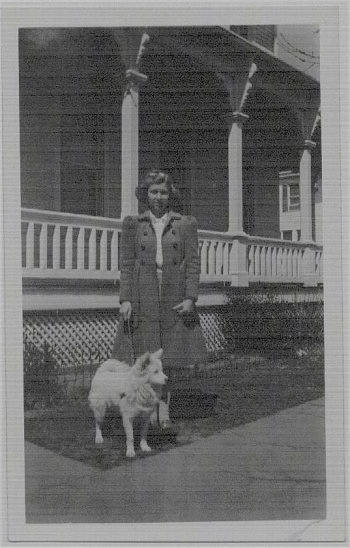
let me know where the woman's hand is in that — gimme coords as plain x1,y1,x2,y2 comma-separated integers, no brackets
173,299,194,315
120,301,132,321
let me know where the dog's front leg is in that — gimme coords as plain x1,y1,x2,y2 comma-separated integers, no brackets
95,421,104,444
140,415,152,453
122,415,135,458
150,407,158,426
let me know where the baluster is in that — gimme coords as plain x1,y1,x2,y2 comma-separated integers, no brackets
283,248,288,277
298,249,303,277
294,249,300,278
110,230,119,271
291,249,296,277
287,248,292,278
281,247,286,277
89,229,96,271
65,226,73,269
261,246,267,277
100,230,108,270
254,245,260,277
223,242,229,276
286,248,290,277
295,249,301,277
300,249,305,277
77,227,85,270
208,241,215,276
276,247,282,278
248,245,254,276
318,252,322,276
52,225,61,270
271,247,277,277
200,240,207,277
265,246,272,278
277,247,282,277
283,247,288,277
215,241,223,275
314,250,317,275
26,222,35,268
39,223,48,269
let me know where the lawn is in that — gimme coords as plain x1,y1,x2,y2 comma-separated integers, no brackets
24,344,324,469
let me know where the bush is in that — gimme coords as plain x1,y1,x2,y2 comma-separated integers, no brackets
221,288,324,355
23,338,66,410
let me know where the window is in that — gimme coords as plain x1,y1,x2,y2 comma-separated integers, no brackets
282,183,300,212
282,230,293,241
282,184,288,212
289,183,300,210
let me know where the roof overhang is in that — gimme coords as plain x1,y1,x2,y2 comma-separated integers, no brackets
149,25,320,116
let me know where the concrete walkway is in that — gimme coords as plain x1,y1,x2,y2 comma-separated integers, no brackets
25,398,326,524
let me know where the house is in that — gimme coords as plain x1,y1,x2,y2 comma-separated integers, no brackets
279,169,323,245
19,26,323,365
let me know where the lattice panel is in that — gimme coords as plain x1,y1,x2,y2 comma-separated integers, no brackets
23,310,119,369
23,308,229,369
198,309,227,352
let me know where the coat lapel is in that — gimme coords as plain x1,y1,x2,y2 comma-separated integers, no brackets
162,211,181,234
137,210,181,234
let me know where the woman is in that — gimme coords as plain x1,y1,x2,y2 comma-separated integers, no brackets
112,169,208,427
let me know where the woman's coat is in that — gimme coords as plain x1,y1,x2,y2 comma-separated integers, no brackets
112,210,208,372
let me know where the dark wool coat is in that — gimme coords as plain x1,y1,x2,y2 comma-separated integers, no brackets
112,210,208,373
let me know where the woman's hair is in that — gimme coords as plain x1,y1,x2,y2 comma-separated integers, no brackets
135,169,180,206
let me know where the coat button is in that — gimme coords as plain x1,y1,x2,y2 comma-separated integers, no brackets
173,243,178,249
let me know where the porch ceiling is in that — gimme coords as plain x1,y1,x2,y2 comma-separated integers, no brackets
20,26,320,112
149,26,320,113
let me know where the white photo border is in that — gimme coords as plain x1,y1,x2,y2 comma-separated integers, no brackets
1,0,347,543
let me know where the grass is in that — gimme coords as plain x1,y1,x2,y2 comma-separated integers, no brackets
24,343,324,470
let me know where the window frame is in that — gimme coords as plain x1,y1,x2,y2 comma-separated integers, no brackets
282,182,300,212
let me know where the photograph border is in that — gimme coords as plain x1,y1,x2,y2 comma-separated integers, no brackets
1,0,348,543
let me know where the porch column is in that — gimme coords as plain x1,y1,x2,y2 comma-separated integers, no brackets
228,111,249,234
299,139,316,242
121,69,147,218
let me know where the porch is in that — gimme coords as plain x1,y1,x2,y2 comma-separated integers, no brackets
21,207,323,369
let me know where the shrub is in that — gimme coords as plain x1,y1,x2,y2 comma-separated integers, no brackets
23,338,66,410
221,288,324,355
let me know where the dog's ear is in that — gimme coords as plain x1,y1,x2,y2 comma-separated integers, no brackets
137,351,151,371
152,348,163,359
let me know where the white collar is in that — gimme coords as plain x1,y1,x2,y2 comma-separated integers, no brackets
149,211,168,224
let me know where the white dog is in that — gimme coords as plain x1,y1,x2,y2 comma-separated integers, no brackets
88,349,167,458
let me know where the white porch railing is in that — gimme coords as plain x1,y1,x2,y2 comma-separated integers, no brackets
21,208,122,280
21,208,323,286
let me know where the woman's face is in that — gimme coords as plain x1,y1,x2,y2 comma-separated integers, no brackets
147,182,170,217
